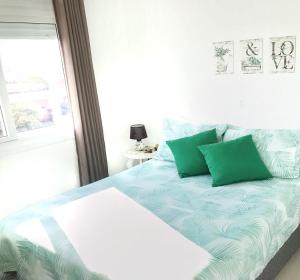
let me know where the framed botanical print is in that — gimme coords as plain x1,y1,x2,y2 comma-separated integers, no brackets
214,41,234,74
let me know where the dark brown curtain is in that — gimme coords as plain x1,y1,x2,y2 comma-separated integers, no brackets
53,0,108,185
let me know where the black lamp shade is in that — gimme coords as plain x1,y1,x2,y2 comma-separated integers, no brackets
130,124,147,141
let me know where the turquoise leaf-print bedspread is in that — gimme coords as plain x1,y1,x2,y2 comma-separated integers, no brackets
1,159,300,280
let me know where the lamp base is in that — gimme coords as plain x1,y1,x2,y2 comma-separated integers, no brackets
135,140,144,151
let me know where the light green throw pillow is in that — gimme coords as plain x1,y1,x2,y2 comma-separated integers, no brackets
199,135,272,187
166,129,218,178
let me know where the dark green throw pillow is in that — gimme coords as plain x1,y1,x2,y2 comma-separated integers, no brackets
198,135,272,187
166,129,218,178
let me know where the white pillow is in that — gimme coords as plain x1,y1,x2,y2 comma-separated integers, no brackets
154,119,227,162
224,128,300,179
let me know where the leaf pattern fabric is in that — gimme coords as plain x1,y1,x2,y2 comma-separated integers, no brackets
0,228,110,280
154,118,227,162
224,128,300,179
1,160,300,279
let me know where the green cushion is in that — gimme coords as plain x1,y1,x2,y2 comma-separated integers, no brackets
166,129,218,178
198,135,272,187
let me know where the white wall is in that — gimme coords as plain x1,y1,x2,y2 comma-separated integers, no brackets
0,136,79,219
84,0,300,174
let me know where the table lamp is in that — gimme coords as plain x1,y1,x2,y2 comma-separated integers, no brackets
130,124,147,151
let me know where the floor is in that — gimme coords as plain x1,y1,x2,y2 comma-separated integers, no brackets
276,248,300,279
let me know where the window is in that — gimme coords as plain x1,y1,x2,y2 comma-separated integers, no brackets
0,23,73,143
0,106,7,138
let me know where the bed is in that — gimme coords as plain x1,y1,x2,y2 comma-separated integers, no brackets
1,159,300,279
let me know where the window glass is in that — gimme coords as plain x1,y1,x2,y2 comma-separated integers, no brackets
0,38,72,133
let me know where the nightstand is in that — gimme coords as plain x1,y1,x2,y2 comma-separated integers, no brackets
125,150,156,168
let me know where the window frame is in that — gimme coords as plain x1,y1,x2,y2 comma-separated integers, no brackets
0,55,74,146
0,23,75,147
0,57,17,143
0,48,74,149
